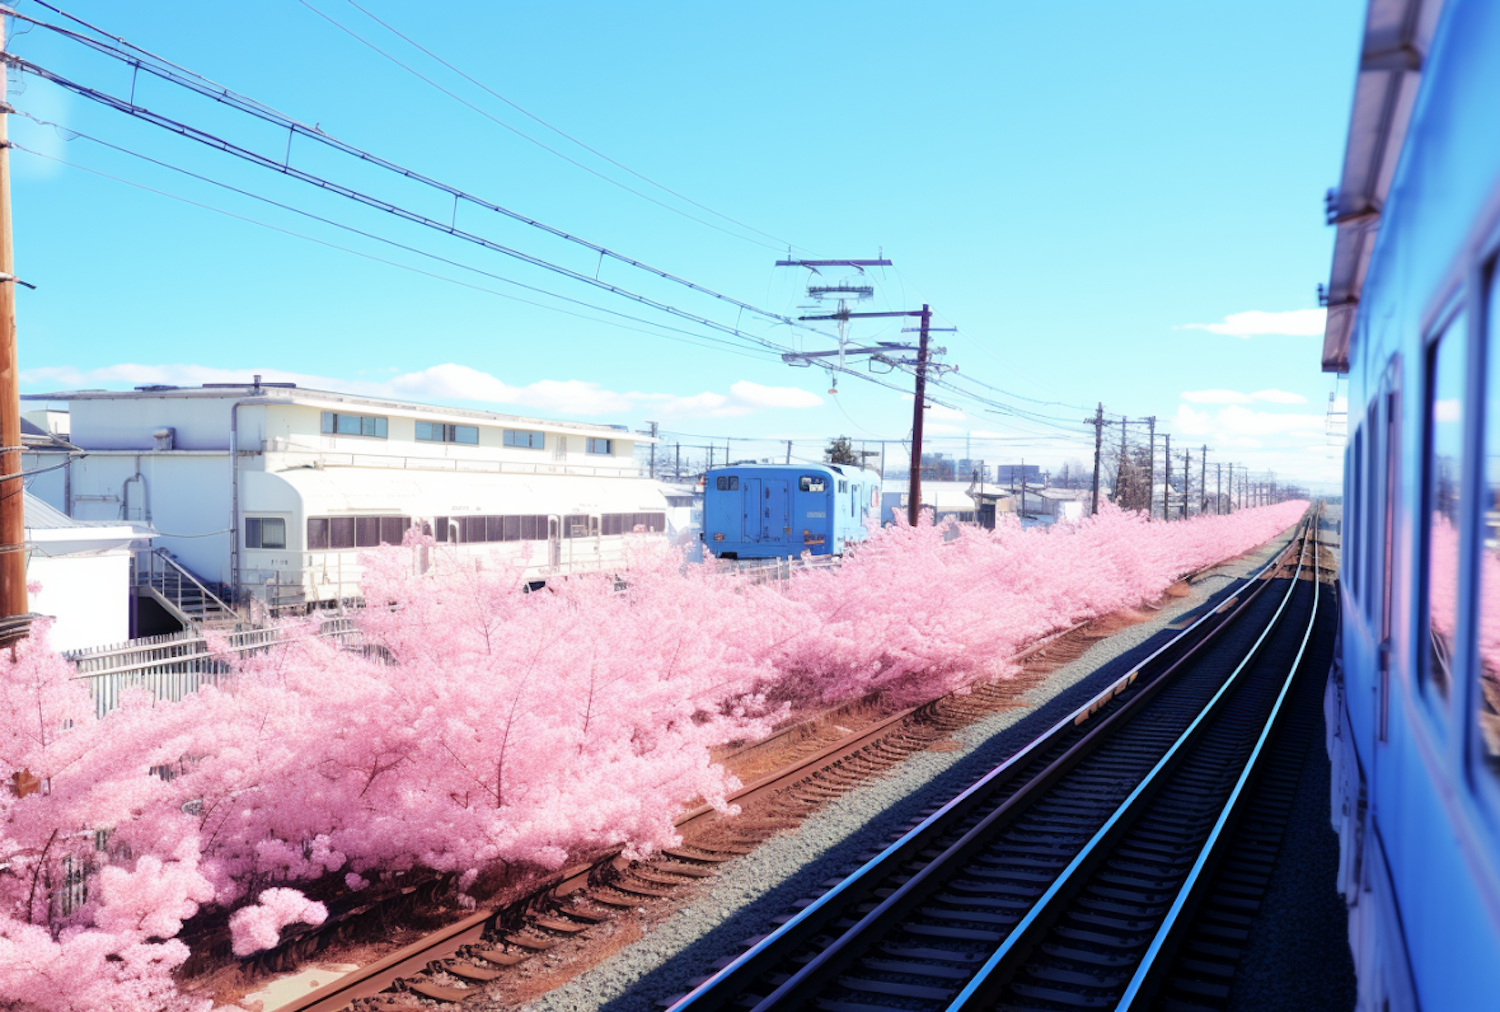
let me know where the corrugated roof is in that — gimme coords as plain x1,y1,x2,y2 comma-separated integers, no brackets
23,492,80,529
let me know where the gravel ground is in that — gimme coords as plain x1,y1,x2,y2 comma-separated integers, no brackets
503,529,1301,1012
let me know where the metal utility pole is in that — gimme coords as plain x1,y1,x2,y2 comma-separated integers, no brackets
1020,457,1026,519
1181,449,1191,519
675,442,681,481
0,18,24,632
1116,416,1128,506
785,440,792,465
1163,433,1172,521
1086,402,1104,516
646,420,658,478
1144,416,1157,519
794,302,943,527
1200,444,1208,515
1216,462,1222,514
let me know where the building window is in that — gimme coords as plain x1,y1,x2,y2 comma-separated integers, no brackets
307,515,410,550
504,429,545,449
245,516,286,549
799,476,827,493
321,411,388,438
416,422,480,444
586,437,612,455
1425,317,1467,697
715,476,739,491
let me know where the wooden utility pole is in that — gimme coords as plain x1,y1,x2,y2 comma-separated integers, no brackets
675,442,681,480
1163,433,1172,521
1115,416,1128,506
1144,416,1157,520
1216,462,1222,515
0,15,25,630
1020,457,1027,520
1086,402,1104,516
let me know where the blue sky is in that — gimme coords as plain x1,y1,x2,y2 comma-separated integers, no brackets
10,0,1362,489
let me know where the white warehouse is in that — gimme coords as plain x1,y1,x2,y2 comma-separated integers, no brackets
22,381,667,615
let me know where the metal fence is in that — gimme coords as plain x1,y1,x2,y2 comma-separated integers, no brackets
65,618,359,718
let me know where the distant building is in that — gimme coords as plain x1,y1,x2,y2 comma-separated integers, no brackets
25,492,145,652
995,463,1043,485
957,459,990,483
22,382,666,617
919,453,956,481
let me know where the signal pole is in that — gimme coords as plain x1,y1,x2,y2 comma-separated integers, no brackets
0,16,25,632
1086,402,1104,516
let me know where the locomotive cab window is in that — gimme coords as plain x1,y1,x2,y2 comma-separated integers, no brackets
799,476,826,492
1425,314,1468,698
716,475,739,491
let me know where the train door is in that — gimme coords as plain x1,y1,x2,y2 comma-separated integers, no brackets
765,479,790,544
742,477,762,542
548,516,561,570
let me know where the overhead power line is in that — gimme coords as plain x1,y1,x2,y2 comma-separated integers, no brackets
4,7,816,337
295,0,795,253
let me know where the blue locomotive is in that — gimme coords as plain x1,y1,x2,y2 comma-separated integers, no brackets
1324,1,1500,1008
702,463,879,559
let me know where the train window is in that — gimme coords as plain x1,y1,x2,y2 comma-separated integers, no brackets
330,517,356,550
307,517,330,550
565,514,591,538
799,476,827,492
716,476,739,491
1348,428,1361,600
838,480,848,493
355,517,382,548
502,515,521,541
244,517,286,550
379,517,410,545
1480,283,1500,767
1364,399,1380,619
1425,316,1468,696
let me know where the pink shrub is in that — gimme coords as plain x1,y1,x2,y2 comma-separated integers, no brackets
228,889,327,957
0,503,1304,1010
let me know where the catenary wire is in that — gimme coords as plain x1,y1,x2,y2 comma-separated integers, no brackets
9,142,780,362
12,119,785,360
4,8,819,336
341,0,816,255
297,0,787,253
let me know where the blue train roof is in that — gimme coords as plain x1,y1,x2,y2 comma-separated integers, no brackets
706,462,880,479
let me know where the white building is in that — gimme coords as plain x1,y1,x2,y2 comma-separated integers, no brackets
24,492,143,652
22,382,665,614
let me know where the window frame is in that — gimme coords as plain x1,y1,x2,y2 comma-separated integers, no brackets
799,475,827,493
586,437,613,455
321,411,388,438
416,421,481,444
504,429,545,449
244,516,287,550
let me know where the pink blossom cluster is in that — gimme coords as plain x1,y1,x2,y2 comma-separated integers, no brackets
0,501,1304,1010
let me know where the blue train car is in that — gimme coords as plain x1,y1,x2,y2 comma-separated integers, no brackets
702,463,879,559
1323,1,1500,1008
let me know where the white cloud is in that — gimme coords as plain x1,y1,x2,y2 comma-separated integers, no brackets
1176,309,1326,339
1180,388,1309,406
728,380,823,410
1249,388,1308,404
1181,389,1252,405
21,362,825,422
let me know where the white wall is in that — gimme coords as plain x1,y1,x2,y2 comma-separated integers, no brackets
26,551,131,652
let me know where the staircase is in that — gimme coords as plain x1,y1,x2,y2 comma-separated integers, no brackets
134,549,241,632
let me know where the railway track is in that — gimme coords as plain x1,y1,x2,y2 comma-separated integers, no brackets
270,524,1308,1012
668,511,1325,1012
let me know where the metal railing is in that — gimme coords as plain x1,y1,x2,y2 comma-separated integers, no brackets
265,435,638,479
134,548,238,627
65,617,359,718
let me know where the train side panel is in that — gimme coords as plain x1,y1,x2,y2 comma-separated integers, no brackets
1335,2,1500,1008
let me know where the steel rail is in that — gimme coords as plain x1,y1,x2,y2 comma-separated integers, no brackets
945,515,1320,1010
669,518,1312,1011
1113,508,1324,1010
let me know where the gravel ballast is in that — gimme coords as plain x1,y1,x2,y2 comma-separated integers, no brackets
500,529,1303,1012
